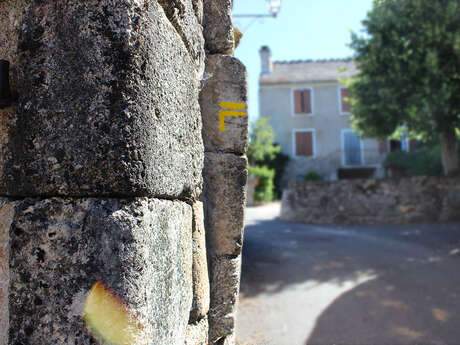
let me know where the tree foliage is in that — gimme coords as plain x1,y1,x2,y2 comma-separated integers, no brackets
348,0,460,175
248,118,289,199
247,118,281,165
248,165,275,202
384,145,444,177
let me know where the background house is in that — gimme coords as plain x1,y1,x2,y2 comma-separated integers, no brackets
258,46,387,183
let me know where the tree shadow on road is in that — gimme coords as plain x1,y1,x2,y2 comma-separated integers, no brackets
305,276,460,345
238,217,460,345
240,218,460,299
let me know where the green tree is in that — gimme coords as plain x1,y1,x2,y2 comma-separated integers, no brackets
247,118,280,165
248,118,289,199
349,0,460,176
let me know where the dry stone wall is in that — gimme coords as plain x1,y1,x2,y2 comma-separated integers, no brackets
281,177,460,225
0,0,248,344
201,1,249,344
0,0,253,344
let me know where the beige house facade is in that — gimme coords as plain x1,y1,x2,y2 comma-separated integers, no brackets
259,46,387,183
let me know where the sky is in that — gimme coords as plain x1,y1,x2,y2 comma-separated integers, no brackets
233,0,374,123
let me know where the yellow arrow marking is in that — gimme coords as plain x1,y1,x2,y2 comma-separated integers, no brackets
219,102,247,131
219,102,246,110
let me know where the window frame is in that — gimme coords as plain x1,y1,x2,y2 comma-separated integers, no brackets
341,129,364,166
292,128,316,158
338,86,351,116
291,87,314,116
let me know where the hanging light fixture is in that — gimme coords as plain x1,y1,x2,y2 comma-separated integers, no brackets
233,0,281,18
266,0,281,17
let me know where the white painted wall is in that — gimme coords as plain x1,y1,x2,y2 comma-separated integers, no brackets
259,82,384,182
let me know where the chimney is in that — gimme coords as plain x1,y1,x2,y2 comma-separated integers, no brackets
260,46,272,75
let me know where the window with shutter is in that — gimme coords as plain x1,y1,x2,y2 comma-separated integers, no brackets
293,88,312,115
340,87,351,114
294,130,314,157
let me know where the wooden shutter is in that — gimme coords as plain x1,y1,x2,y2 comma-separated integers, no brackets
294,89,311,114
294,90,302,114
302,90,312,113
295,131,313,156
378,139,388,154
341,88,350,113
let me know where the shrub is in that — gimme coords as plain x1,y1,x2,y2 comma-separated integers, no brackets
384,145,443,177
258,146,289,198
304,171,322,182
248,165,275,202
248,118,289,199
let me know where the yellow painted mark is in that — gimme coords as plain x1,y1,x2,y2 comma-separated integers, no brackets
432,308,450,323
219,111,247,117
219,102,247,131
219,102,246,110
393,327,423,341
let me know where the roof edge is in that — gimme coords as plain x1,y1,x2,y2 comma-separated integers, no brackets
274,58,353,64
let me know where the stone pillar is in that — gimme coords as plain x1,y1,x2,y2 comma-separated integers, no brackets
0,1,210,344
201,1,249,343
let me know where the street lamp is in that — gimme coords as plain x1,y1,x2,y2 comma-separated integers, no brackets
233,0,281,18
266,0,280,17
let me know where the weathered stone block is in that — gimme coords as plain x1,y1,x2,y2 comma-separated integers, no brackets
208,255,241,345
185,317,209,345
0,0,27,66
0,199,15,345
200,55,248,154
8,197,193,345
218,333,236,345
190,202,210,323
203,0,234,54
203,152,247,256
0,0,203,198
158,0,204,73
192,0,204,24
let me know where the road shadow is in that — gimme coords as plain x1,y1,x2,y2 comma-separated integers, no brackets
306,276,460,345
240,218,460,299
239,216,460,344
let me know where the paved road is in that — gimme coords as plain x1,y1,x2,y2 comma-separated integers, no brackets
236,203,460,345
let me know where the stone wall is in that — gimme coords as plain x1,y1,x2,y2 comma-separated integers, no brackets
201,1,249,344
0,0,247,344
281,177,460,225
